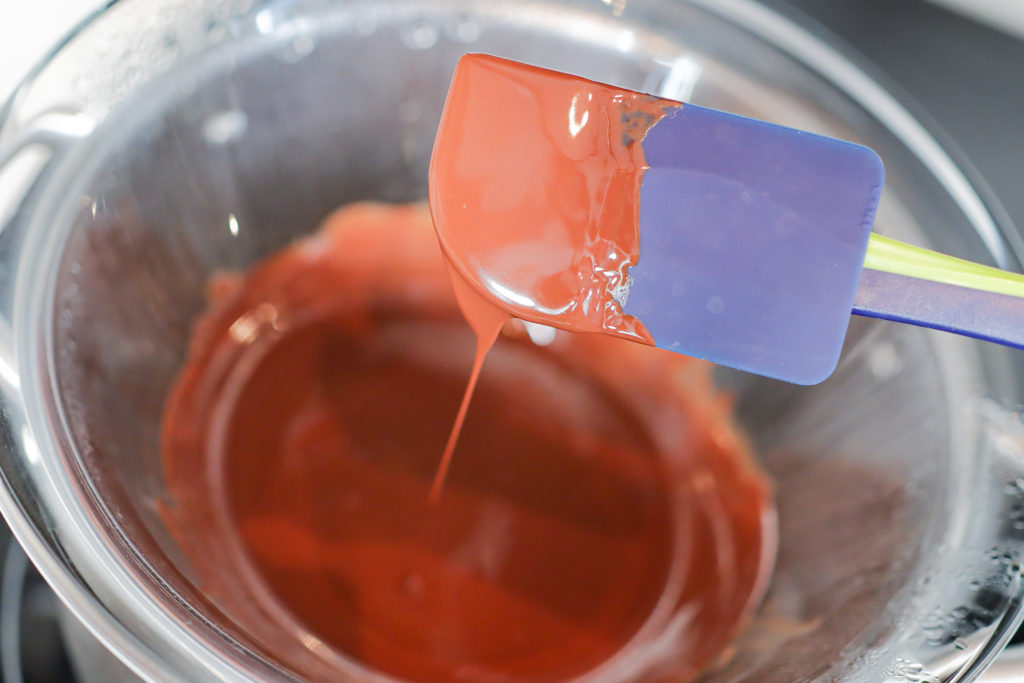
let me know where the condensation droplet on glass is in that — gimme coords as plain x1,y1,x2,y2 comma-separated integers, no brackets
202,110,248,145
353,12,377,36
402,21,438,50
162,33,180,55
401,131,419,168
398,100,422,124
868,341,902,379
280,34,316,63
293,34,316,57
614,29,635,53
255,9,275,35
207,20,227,43
454,19,481,43
993,429,1024,456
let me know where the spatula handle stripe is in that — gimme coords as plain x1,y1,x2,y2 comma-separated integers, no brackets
865,233,1024,299
854,236,1024,350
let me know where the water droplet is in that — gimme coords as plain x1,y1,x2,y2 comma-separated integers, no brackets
398,100,422,124
162,33,181,55
402,21,438,50
993,431,1023,456
401,131,420,168
614,28,636,53
1009,505,1024,530
868,341,902,379
352,11,377,36
453,18,480,43
207,20,227,42
255,9,275,34
280,34,316,63
202,110,248,144
954,637,967,650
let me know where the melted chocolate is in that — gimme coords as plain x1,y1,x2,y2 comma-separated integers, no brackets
161,203,775,682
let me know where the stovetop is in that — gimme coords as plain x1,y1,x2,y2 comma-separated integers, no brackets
0,534,75,682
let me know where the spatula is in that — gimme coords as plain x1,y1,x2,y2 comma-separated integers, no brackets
429,54,1024,385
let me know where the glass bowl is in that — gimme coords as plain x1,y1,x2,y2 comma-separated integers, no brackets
1,0,1024,680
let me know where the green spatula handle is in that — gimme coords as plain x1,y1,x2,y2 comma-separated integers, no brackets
865,233,1024,298
854,233,1024,349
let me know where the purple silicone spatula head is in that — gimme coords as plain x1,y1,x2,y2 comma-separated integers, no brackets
430,55,1024,387
625,104,884,384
